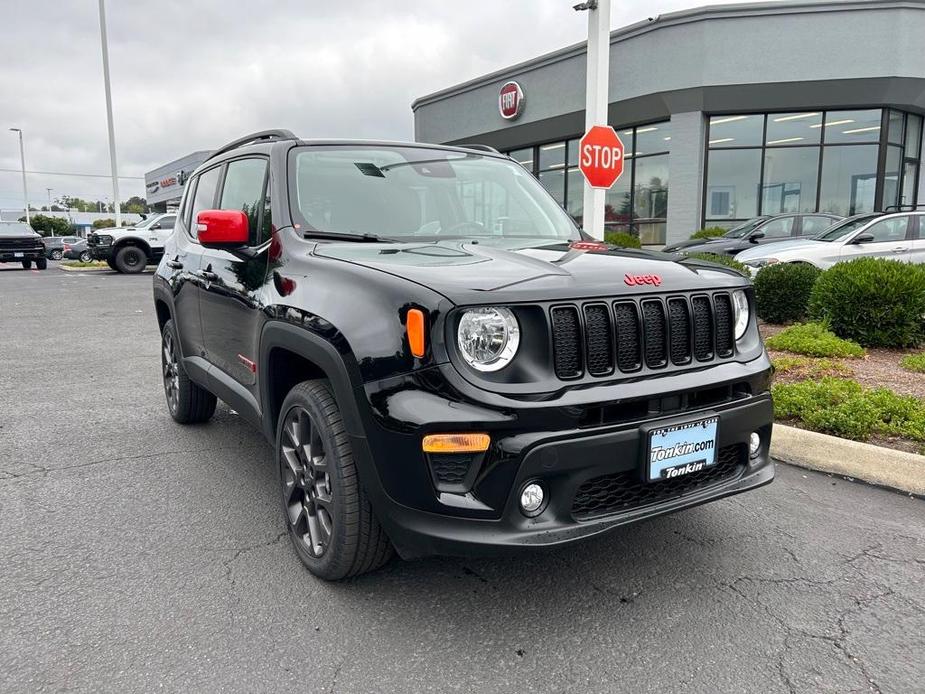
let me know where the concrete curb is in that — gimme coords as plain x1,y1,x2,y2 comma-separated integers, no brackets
771,423,925,496
58,265,111,272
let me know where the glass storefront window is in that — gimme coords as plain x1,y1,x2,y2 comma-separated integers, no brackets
508,147,534,172
905,114,922,156
823,110,882,144
634,121,670,156
538,142,566,171
566,167,583,224
903,162,918,208
765,112,822,146
634,154,668,244
883,145,903,209
566,139,580,167
761,147,820,213
705,149,761,219
888,110,905,145
604,173,632,231
818,144,878,216
708,114,763,148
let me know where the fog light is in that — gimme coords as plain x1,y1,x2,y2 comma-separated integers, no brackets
749,432,761,458
519,482,545,515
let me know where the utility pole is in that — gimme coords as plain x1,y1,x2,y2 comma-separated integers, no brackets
576,0,612,240
97,0,121,227
46,188,53,210
9,128,29,224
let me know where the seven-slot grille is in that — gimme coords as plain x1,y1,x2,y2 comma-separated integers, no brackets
550,293,737,380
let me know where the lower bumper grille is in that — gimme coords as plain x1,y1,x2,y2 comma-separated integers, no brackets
571,444,746,520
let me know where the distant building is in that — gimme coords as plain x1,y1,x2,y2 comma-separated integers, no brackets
0,210,143,236
145,151,212,211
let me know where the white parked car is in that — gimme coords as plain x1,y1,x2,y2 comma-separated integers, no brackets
735,211,925,274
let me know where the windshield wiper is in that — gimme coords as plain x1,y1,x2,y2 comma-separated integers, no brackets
302,230,393,243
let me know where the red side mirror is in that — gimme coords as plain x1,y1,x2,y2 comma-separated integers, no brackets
197,210,249,248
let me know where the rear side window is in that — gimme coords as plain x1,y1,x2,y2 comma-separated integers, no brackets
219,158,270,246
158,215,176,230
189,167,222,238
801,215,836,235
758,216,795,238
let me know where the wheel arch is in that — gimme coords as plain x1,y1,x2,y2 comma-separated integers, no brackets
112,237,152,257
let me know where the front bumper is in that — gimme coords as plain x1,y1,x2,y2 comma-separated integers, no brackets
0,249,44,262
89,246,113,260
355,364,775,559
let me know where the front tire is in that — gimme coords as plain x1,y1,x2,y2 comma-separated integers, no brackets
114,245,148,274
21,260,31,269
79,250,92,262
106,258,118,271
34,258,47,270
277,381,393,580
50,249,63,260
161,319,216,424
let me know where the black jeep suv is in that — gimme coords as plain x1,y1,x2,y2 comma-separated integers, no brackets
153,130,774,580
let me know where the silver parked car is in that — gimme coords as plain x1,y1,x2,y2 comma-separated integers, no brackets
735,211,925,273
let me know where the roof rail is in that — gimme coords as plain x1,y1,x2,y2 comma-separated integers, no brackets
458,143,500,154
207,129,298,162
883,203,925,213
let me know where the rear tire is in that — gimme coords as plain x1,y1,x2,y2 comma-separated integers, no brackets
34,258,47,270
277,380,393,580
21,260,31,269
161,319,216,424
114,245,148,274
79,251,92,262
50,249,63,260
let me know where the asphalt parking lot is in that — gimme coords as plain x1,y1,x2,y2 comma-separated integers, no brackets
1,263,923,693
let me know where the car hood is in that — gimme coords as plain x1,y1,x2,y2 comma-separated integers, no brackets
678,237,755,255
313,239,747,305
735,239,826,261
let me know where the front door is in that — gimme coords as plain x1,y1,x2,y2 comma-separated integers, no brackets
840,215,914,264
199,157,273,390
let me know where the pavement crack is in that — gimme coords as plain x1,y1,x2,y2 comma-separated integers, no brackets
327,656,346,694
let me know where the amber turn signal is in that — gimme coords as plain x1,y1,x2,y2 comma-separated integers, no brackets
422,433,491,454
407,308,426,358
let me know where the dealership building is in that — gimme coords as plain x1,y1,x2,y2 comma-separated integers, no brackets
412,0,925,246
145,150,211,211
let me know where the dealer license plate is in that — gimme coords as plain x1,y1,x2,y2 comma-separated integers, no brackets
647,417,719,482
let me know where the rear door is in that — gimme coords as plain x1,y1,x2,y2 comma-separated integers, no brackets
909,214,925,265
198,156,273,395
799,215,839,237
839,214,914,263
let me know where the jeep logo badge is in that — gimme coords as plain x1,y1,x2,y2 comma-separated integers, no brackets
624,273,662,287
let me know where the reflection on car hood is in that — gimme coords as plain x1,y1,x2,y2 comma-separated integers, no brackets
314,239,747,304
735,239,826,261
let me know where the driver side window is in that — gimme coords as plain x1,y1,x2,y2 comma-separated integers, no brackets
759,217,795,238
863,216,909,243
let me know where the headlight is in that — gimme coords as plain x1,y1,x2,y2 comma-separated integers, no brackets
732,290,749,340
95,235,113,246
456,307,520,372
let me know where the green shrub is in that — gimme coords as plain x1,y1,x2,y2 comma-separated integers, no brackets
689,226,727,240
772,377,925,441
604,231,642,249
809,258,925,348
683,252,749,276
900,353,925,373
764,322,865,358
753,263,820,324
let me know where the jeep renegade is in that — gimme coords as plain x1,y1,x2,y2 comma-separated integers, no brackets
153,130,774,580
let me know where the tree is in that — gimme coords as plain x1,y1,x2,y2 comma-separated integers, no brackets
21,214,71,236
58,196,94,212
121,196,148,214
92,218,116,229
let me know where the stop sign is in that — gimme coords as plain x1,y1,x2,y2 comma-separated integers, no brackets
579,125,625,189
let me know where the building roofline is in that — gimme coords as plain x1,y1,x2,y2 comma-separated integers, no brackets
411,0,925,111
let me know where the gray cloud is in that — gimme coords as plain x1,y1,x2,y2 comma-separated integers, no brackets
0,0,747,209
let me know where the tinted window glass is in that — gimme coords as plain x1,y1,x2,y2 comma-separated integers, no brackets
158,215,176,230
705,149,761,219
819,145,878,216
508,147,534,171
762,147,819,213
905,114,922,155
816,216,876,241
757,216,795,238
709,114,763,148
765,112,822,146
863,216,910,243
801,216,837,235
189,166,222,238
823,110,882,144
538,142,566,171
634,121,670,155
220,158,268,245
634,153,668,245
887,110,904,145
537,169,565,206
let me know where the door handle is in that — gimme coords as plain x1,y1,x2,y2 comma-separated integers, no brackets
200,270,218,281
165,259,183,269
891,246,907,253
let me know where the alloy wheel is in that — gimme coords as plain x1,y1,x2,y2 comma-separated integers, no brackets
162,331,180,414
51,250,62,260
280,407,334,557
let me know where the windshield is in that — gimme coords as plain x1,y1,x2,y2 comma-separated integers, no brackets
814,214,878,242
132,215,158,229
723,217,768,239
289,146,580,243
0,222,36,237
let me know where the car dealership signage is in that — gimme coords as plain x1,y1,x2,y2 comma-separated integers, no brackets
498,81,524,120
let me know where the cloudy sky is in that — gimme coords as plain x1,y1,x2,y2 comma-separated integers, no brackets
1,0,747,209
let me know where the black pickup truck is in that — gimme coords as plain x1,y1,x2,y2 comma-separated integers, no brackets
152,130,774,580
0,222,47,269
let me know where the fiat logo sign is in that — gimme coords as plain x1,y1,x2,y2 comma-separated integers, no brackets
498,81,524,120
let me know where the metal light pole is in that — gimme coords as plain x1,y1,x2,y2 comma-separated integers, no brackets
577,0,612,240
9,128,29,224
46,188,53,209
97,0,121,227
